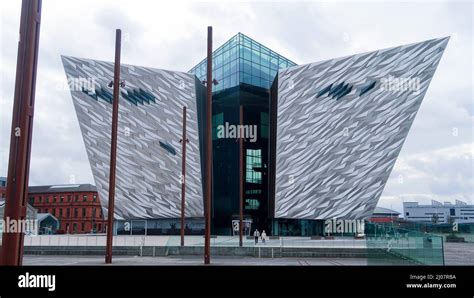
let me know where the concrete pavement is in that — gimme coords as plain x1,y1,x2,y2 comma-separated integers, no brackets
22,255,369,266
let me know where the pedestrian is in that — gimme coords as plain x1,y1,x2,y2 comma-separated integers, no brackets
261,230,267,244
254,229,260,245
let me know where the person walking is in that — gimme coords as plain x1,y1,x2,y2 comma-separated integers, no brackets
261,230,267,245
254,229,260,245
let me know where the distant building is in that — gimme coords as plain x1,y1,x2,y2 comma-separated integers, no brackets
369,207,400,223
0,183,107,234
27,184,107,234
36,213,60,235
403,200,474,224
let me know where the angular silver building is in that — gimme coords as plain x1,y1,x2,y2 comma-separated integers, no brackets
62,34,448,235
269,37,449,220
62,56,204,220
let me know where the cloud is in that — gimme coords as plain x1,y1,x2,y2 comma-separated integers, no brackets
381,143,474,213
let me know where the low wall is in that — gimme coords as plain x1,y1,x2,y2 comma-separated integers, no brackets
24,245,372,258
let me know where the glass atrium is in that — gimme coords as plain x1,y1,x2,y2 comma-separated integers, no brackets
188,33,297,235
189,33,296,92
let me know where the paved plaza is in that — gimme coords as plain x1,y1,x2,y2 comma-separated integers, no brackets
18,241,473,266
443,242,474,266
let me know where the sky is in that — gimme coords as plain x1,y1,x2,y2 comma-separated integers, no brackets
0,0,473,214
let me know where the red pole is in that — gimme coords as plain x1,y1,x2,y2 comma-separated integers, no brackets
204,26,213,265
0,0,42,266
105,29,121,264
239,105,244,247
180,106,188,247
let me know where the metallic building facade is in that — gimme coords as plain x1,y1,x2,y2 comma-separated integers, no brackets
62,56,204,220
270,37,449,220
62,34,448,235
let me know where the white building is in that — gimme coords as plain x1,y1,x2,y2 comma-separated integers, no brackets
403,200,474,224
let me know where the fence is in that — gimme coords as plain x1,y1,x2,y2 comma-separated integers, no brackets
5,225,446,265
397,222,474,243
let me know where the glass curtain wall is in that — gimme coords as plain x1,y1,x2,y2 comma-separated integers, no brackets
189,33,296,91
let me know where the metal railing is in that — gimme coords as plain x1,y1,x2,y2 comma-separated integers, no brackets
365,222,444,265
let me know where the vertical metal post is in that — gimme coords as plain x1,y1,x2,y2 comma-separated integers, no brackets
105,29,121,264
0,0,42,266
239,105,244,247
204,26,213,265
180,106,188,247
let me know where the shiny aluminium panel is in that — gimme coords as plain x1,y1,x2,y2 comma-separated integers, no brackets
272,37,449,220
62,56,203,220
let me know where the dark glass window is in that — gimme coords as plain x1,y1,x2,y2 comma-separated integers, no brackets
159,141,176,155
245,198,260,210
359,81,376,96
212,113,224,140
246,149,262,184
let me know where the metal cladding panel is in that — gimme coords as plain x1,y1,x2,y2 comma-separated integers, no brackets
62,56,203,219
274,37,449,220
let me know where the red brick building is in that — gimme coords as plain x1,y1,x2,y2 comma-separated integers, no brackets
369,207,400,223
0,182,107,234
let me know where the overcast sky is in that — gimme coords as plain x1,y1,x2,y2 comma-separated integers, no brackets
0,0,472,213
